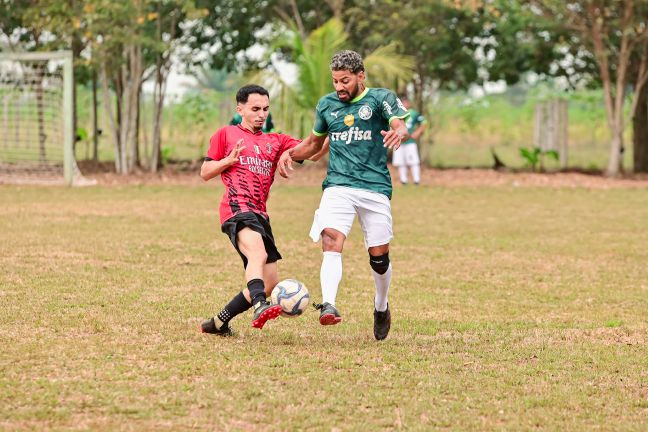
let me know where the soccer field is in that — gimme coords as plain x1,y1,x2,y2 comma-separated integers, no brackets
1,181,647,430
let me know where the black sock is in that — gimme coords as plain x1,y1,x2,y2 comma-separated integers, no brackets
216,292,252,327
247,278,266,305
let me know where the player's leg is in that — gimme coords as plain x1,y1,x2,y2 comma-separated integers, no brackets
262,261,279,297
392,147,408,184
357,191,393,340
316,227,345,325
406,144,421,185
202,227,264,335
309,187,355,325
411,163,421,185
368,243,392,341
398,166,409,185
202,216,255,335
202,214,281,335
237,227,282,329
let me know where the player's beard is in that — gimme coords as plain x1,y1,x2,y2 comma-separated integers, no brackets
337,83,358,102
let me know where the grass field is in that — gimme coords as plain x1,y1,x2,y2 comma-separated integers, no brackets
1,179,648,430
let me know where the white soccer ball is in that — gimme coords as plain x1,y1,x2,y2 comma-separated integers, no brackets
271,279,310,317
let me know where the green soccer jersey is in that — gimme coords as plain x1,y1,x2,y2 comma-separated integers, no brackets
313,88,409,199
403,109,426,145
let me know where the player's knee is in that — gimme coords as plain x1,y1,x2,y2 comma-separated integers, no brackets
369,252,390,275
322,229,344,252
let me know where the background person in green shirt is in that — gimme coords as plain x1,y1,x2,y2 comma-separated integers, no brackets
230,111,275,133
391,96,426,185
277,50,409,341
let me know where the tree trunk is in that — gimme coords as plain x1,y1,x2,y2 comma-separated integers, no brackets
99,64,122,173
118,44,144,174
606,126,625,175
633,84,648,172
92,71,99,162
151,62,167,173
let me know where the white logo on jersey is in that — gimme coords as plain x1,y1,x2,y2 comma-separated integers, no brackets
239,155,272,176
382,101,393,116
358,105,373,120
396,97,406,112
330,110,340,118
266,143,273,154
329,127,372,144
254,145,260,154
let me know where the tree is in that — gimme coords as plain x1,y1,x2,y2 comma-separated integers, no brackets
144,1,199,173
253,18,414,137
528,0,648,176
344,0,485,163
84,1,147,174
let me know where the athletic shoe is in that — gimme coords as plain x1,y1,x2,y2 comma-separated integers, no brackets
373,304,391,340
251,301,282,329
314,302,342,326
200,317,234,337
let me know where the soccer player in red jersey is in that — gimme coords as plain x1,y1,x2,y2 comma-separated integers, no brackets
200,84,317,335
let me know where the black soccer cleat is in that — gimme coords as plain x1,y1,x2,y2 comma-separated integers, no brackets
200,317,234,337
251,301,282,329
314,302,342,326
373,304,391,340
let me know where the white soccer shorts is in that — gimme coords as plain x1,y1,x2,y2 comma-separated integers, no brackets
392,143,420,167
309,186,393,248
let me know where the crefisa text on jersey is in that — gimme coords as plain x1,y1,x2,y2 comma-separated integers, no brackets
329,126,372,145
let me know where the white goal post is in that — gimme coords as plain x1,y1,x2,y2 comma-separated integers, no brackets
0,50,76,185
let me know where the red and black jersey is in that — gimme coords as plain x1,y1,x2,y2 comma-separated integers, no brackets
206,125,300,224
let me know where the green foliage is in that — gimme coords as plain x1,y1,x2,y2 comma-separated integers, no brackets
255,18,414,136
519,146,559,171
346,0,483,91
160,145,175,165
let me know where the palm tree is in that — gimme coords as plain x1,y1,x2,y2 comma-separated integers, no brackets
252,18,415,136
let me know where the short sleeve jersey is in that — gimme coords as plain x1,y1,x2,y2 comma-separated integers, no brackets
313,88,409,199
206,125,300,224
403,109,426,145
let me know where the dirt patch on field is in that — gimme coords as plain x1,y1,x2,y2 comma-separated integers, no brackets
76,161,648,189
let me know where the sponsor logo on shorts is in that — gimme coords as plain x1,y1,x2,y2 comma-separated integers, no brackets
358,105,372,120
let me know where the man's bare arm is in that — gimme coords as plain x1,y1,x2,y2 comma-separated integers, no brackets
308,137,330,162
411,122,426,141
277,133,327,178
200,139,245,181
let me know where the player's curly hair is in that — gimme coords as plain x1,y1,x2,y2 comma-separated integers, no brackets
330,50,365,74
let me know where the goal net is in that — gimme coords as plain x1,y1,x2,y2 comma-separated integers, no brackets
0,51,91,185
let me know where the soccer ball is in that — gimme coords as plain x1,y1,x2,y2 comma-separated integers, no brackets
271,279,310,317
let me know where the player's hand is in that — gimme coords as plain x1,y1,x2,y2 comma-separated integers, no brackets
278,149,294,178
381,129,404,150
225,139,245,165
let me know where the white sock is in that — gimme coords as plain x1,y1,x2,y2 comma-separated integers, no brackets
398,166,408,184
411,164,421,184
321,251,342,305
373,264,392,312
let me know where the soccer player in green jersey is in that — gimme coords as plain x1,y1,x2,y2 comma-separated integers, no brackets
277,50,409,340
392,96,426,185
